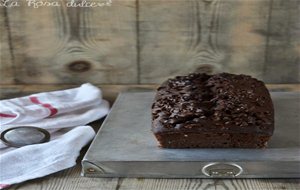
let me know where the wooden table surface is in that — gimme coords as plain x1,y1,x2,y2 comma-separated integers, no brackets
1,84,300,190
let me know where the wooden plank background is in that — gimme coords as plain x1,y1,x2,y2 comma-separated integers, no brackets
0,6,14,84
0,0,299,84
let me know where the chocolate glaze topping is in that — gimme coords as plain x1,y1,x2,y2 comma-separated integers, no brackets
152,73,274,135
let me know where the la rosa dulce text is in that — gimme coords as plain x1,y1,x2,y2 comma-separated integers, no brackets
0,0,112,8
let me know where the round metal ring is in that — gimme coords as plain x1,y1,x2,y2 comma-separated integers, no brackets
202,162,243,177
0,126,50,148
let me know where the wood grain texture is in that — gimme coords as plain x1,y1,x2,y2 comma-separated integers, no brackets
139,0,270,83
6,0,137,84
0,7,14,84
118,178,300,190
1,0,300,85
263,0,300,83
10,166,119,190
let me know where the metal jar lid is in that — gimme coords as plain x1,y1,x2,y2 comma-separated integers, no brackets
0,126,50,148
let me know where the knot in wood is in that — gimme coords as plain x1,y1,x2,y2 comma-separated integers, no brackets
68,61,91,72
195,64,214,74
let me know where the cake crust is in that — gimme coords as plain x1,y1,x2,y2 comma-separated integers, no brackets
151,73,274,148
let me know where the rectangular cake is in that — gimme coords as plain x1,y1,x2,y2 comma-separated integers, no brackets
151,73,274,148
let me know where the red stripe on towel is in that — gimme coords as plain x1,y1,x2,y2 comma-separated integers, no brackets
0,113,17,118
29,96,58,117
0,184,10,189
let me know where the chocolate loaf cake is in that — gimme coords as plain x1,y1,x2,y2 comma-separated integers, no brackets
151,73,274,148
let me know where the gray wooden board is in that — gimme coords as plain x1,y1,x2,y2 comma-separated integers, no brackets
82,91,300,178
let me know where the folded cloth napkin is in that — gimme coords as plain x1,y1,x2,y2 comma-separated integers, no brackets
0,83,110,188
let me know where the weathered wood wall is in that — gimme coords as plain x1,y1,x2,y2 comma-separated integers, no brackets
0,0,299,84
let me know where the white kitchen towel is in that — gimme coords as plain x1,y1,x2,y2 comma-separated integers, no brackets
0,126,95,187
0,83,105,127
0,83,110,188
